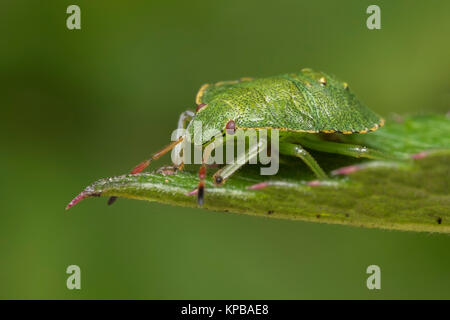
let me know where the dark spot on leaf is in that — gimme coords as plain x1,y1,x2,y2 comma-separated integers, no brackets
316,214,321,219
437,217,442,224
267,210,274,215
108,196,118,205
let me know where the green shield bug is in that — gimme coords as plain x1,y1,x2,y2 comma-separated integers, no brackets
113,68,387,206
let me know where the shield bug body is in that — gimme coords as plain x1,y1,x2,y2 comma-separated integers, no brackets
126,68,386,205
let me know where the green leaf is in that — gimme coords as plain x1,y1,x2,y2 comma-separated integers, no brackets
67,114,450,233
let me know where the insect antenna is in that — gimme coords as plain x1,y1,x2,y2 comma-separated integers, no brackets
108,137,184,205
130,137,184,174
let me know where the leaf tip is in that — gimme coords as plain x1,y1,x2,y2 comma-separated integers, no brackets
66,190,101,210
65,191,87,210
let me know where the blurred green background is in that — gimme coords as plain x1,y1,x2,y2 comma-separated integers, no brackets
1,0,449,299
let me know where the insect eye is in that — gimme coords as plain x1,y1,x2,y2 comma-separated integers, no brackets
196,103,206,112
319,77,327,86
226,120,236,135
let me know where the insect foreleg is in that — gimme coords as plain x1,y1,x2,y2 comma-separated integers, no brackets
197,135,225,206
177,110,195,129
213,136,267,185
173,110,195,169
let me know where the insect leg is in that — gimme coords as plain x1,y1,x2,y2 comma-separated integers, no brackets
279,142,328,180
212,136,267,185
173,110,195,170
177,110,195,129
197,139,220,205
297,136,394,160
